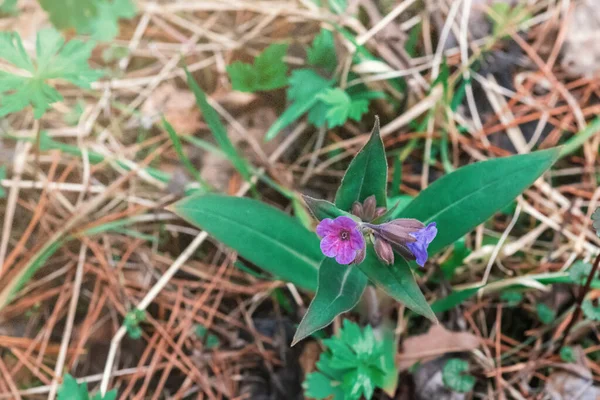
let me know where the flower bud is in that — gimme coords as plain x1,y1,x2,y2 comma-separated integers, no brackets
363,195,377,221
374,236,394,265
352,202,364,219
353,247,366,265
374,207,387,218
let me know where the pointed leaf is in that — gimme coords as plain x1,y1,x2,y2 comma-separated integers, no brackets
358,248,436,322
170,194,321,291
335,118,387,211
303,195,353,221
185,68,253,184
293,258,368,345
397,148,559,254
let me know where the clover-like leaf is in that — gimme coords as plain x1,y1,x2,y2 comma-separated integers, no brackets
582,298,600,321
442,359,475,393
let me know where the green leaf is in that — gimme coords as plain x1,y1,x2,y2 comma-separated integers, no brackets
58,374,118,400
304,372,344,399
185,68,253,185
84,0,137,41
0,166,6,198
335,118,387,211
307,29,337,72
358,248,436,322
569,261,593,284
397,149,560,255
0,29,102,118
0,0,18,14
500,290,523,307
442,359,475,393
265,69,334,141
327,0,347,14
536,303,555,324
226,43,289,92
440,238,471,279
431,287,480,314
582,299,600,321
170,194,321,291
292,258,368,345
560,346,577,363
316,88,369,128
39,0,135,41
302,195,353,221
195,324,221,349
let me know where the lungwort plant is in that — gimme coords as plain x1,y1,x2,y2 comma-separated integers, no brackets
170,118,559,345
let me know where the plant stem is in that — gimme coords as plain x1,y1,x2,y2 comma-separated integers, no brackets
556,251,600,352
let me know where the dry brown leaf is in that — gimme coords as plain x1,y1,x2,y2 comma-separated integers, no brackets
141,83,201,134
397,325,480,371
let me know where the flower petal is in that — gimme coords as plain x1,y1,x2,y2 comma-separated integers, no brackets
335,243,357,265
349,229,365,251
320,235,339,257
316,218,335,238
335,216,358,230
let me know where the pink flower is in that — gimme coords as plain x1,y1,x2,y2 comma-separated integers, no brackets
316,216,365,265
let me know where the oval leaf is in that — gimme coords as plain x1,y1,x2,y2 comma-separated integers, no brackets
358,248,436,322
335,118,387,211
398,148,559,254
292,258,368,345
170,195,321,291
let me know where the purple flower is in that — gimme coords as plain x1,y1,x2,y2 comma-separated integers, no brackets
316,216,366,265
367,219,438,267
406,222,438,267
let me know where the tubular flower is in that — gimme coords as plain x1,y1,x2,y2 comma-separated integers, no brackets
316,216,366,265
367,219,438,267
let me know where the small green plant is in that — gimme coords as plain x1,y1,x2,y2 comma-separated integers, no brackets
194,324,220,349
560,346,577,363
500,291,523,307
442,358,475,393
38,0,136,41
536,303,555,325
58,374,117,400
124,308,146,339
0,29,103,118
569,261,593,284
487,2,532,37
226,43,289,92
582,299,600,321
303,320,397,400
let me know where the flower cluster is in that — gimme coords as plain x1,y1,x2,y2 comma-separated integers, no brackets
316,195,437,267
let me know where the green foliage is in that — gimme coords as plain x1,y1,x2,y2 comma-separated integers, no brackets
335,118,387,211
124,309,145,339
303,320,397,400
569,261,593,284
303,195,353,221
500,291,523,307
58,374,117,400
431,287,480,314
488,2,531,37
535,303,555,325
0,29,102,118
226,44,289,92
307,28,337,72
195,325,220,349
170,194,322,291
38,0,136,41
0,0,17,14
293,258,368,345
395,148,560,255
440,238,471,279
560,346,577,363
315,88,370,128
185,68,253,185
582,299,600,321
358,249,436,322
442,359,475,393
0,166,6,198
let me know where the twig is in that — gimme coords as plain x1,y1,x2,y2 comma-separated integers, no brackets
556,251,600,352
